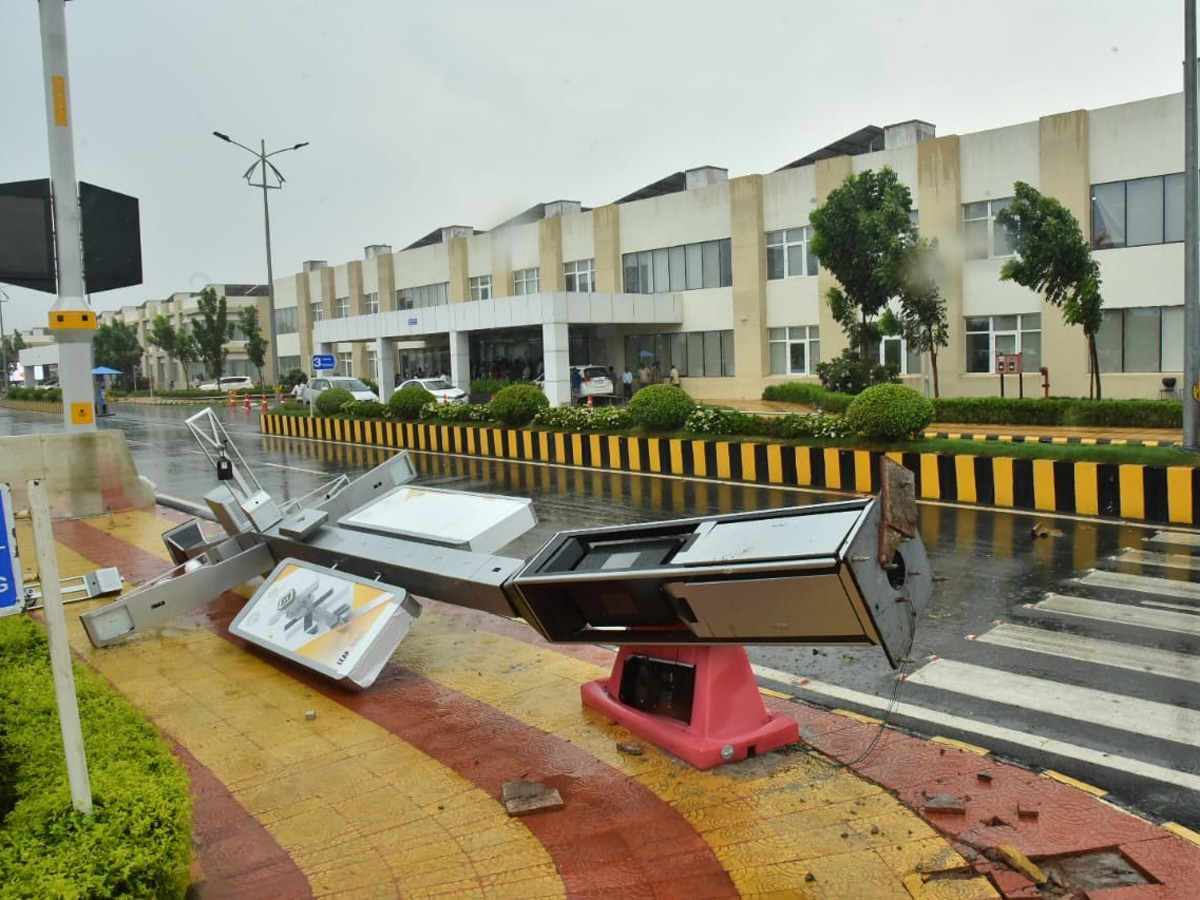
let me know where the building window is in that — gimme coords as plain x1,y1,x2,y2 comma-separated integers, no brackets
869,334,922,376
335,296,350,318
227,322,246,342
310,300,323,322
1092,174,1184,249
965,314,1041,373
1095,305,1183,372
278,355,301,375
469,275,492,301
513,268,540,295
768,326,821,375
624,330,735,377
564,258,595,292
337,351,353,377
766,227,818,279
364,291,380,314
366,349,378,382
397,282,449,310
622,239,732,293
963,198,1015,260
274,306,299,335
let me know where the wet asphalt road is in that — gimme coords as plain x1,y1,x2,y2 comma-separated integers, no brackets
4,403,1198,829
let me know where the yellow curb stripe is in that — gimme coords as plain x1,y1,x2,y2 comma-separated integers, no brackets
757,687,793,700
766,444,783,484
919,454,939,500
954,455,977,505
930,736,989,756
1032,459,1056,511
1042,770,1106,797
715,443,732,480
739,443,756,482
1164,822,1200,847
854,450,872,494
692,440,708,477
823,447,841,490
1168,466,1193,525
833,709,884,726
993,458,1014,508
795,447,812,486
1074,462,1100,516
1119,464,1145,520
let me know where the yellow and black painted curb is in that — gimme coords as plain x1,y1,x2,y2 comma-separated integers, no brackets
925,430,1176,448
0,399,63,414
261,413,1199,526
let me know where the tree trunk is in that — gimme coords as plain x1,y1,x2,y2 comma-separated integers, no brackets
1088,334,1102,400
930,347,940,398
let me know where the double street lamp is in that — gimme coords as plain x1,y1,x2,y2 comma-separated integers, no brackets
212,131,308,388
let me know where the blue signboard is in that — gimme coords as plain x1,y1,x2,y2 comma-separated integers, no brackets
0,483,21,617
407,318,418,326
312,354,336,371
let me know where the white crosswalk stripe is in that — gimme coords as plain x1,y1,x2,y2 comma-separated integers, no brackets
1148,530,1200,548
1032,592,1200,634
1078,568,1200,601
1117,548,1200,572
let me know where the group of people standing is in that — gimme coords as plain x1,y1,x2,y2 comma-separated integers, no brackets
619,360,680,399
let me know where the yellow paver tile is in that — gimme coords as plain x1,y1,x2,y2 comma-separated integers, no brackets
874,837,970,879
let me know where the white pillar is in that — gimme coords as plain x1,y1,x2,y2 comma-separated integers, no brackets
376,336,396,402
542,322,571,407
449,330,471,393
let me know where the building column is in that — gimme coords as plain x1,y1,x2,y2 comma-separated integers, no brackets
294,274,313,369
449,330,471,393
814,156,855,362
542,321,570,406
449,237,469,302
538,216,565,291
593,204,621,293
729,175,767,384
917,135,963,396
1039,109,1091,397
377,253,396,312
376,336,396,402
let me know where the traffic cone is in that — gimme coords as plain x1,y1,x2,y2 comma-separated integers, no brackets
260,394,269,412
243,394,252,412
228,391,236,408
586,394,594,410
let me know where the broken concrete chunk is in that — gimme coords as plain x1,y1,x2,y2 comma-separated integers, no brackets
501,780,564,817
923,794,966,815
616,742,645,756
997,843,1047,885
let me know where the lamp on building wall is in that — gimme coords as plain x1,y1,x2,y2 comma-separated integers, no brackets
211,132,308,387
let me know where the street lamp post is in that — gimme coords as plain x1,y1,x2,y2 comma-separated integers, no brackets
0,287,9,394
212,132,308,389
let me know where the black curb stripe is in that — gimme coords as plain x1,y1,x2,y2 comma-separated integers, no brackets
866,452,883,494
751,443,770,484
1011,458,1035,510
837,450,856,491
936,455,957,503
900,452,921,495
810,447,827,488
679,440,694,477
973,457,995,506
725,443,743,482
1052,460,1076,514
781,446,798,486
703,441,718,479
1097,464,1120,517
1144,466,1169,525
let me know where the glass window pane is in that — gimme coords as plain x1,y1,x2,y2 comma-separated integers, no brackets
638,251,653,293
1165,173,1185,243
993,218,1016,257
703,332,721,376
669,246,687,290
770,342,786,375
1020,313,1041,330
1092,182,1126,249
806,245,818,276
685,244,703,290
623,254,638,292
964,219,988,260
966,317,989,332
721,330,735,376
1126,177,1164,246
768,327,785,340
785,228,806,243
789,342,806,374
995,334,1016,354
883,338,902,368
966,333,990,372
1019,332,1040,371
670,333,687,371
766,230,783,246
1095,310,1124,373
810,339,820,366
701,241,720,288
719,239,732,286
964,201,989,219
766,246,785,280
786,245,804,278
1125,306,1161,371
994,315,1018,332
653,248,670,294
907,343,922,375
687,332,705,376
1162,306,1185,371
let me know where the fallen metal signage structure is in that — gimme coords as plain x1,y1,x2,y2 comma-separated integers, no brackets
81,408,932,768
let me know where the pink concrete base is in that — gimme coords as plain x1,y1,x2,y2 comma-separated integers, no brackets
581,645,799,770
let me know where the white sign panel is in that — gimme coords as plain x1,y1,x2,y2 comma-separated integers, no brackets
0,484,22,617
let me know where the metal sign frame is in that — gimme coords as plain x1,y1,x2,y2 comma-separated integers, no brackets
0,483,24,617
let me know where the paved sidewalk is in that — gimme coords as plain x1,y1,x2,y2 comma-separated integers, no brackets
18,505,1200,898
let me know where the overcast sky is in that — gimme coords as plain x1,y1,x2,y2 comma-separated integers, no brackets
0,0,1190,333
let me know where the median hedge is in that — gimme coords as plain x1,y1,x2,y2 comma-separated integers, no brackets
0,616,193,899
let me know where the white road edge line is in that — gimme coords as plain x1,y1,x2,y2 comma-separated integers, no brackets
750,663,1200,792
258,461,329,477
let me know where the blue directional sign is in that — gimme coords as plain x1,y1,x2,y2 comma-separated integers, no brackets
0,484,22,618
312,354,336,371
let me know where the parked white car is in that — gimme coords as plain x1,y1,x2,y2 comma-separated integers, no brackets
199,375,255,391
298,376,379,405
397,377,467,403
535,365,615,402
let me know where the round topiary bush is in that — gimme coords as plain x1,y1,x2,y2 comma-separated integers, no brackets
314,386,353,416
349,399,387,418
844,383,935,440
387,384,433,421
627,384,696,432
491,383,549,426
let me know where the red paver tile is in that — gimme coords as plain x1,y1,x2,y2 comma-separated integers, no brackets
1121,836,1200,888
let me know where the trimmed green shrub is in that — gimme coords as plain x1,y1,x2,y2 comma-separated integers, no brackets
348,399,387,418
314,386,353,416
387,384,433,421
762,382,855,413
815,348,900,395
470,377,533,398
931,396,1183,429
421,401,494,423
684,407,766,436
490,384,549,427
0,616,192,899
845,383,935,440
760,412,853,440
534,405,631,431
361,377,379,395
627,385,696,432
280,369,307,391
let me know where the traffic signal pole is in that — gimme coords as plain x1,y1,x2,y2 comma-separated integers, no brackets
38,0,97,431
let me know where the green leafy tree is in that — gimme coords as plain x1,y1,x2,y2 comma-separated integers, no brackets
995,181,1104,399
147,315,178,388
93,320,143,388
191,287,231,381
809,166,918,366
882,238,949,397
174,326,198,386
237,305,268,388
2,330,25,381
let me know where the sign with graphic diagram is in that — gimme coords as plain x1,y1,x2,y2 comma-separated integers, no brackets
0,484,22,617
229,559,421,688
